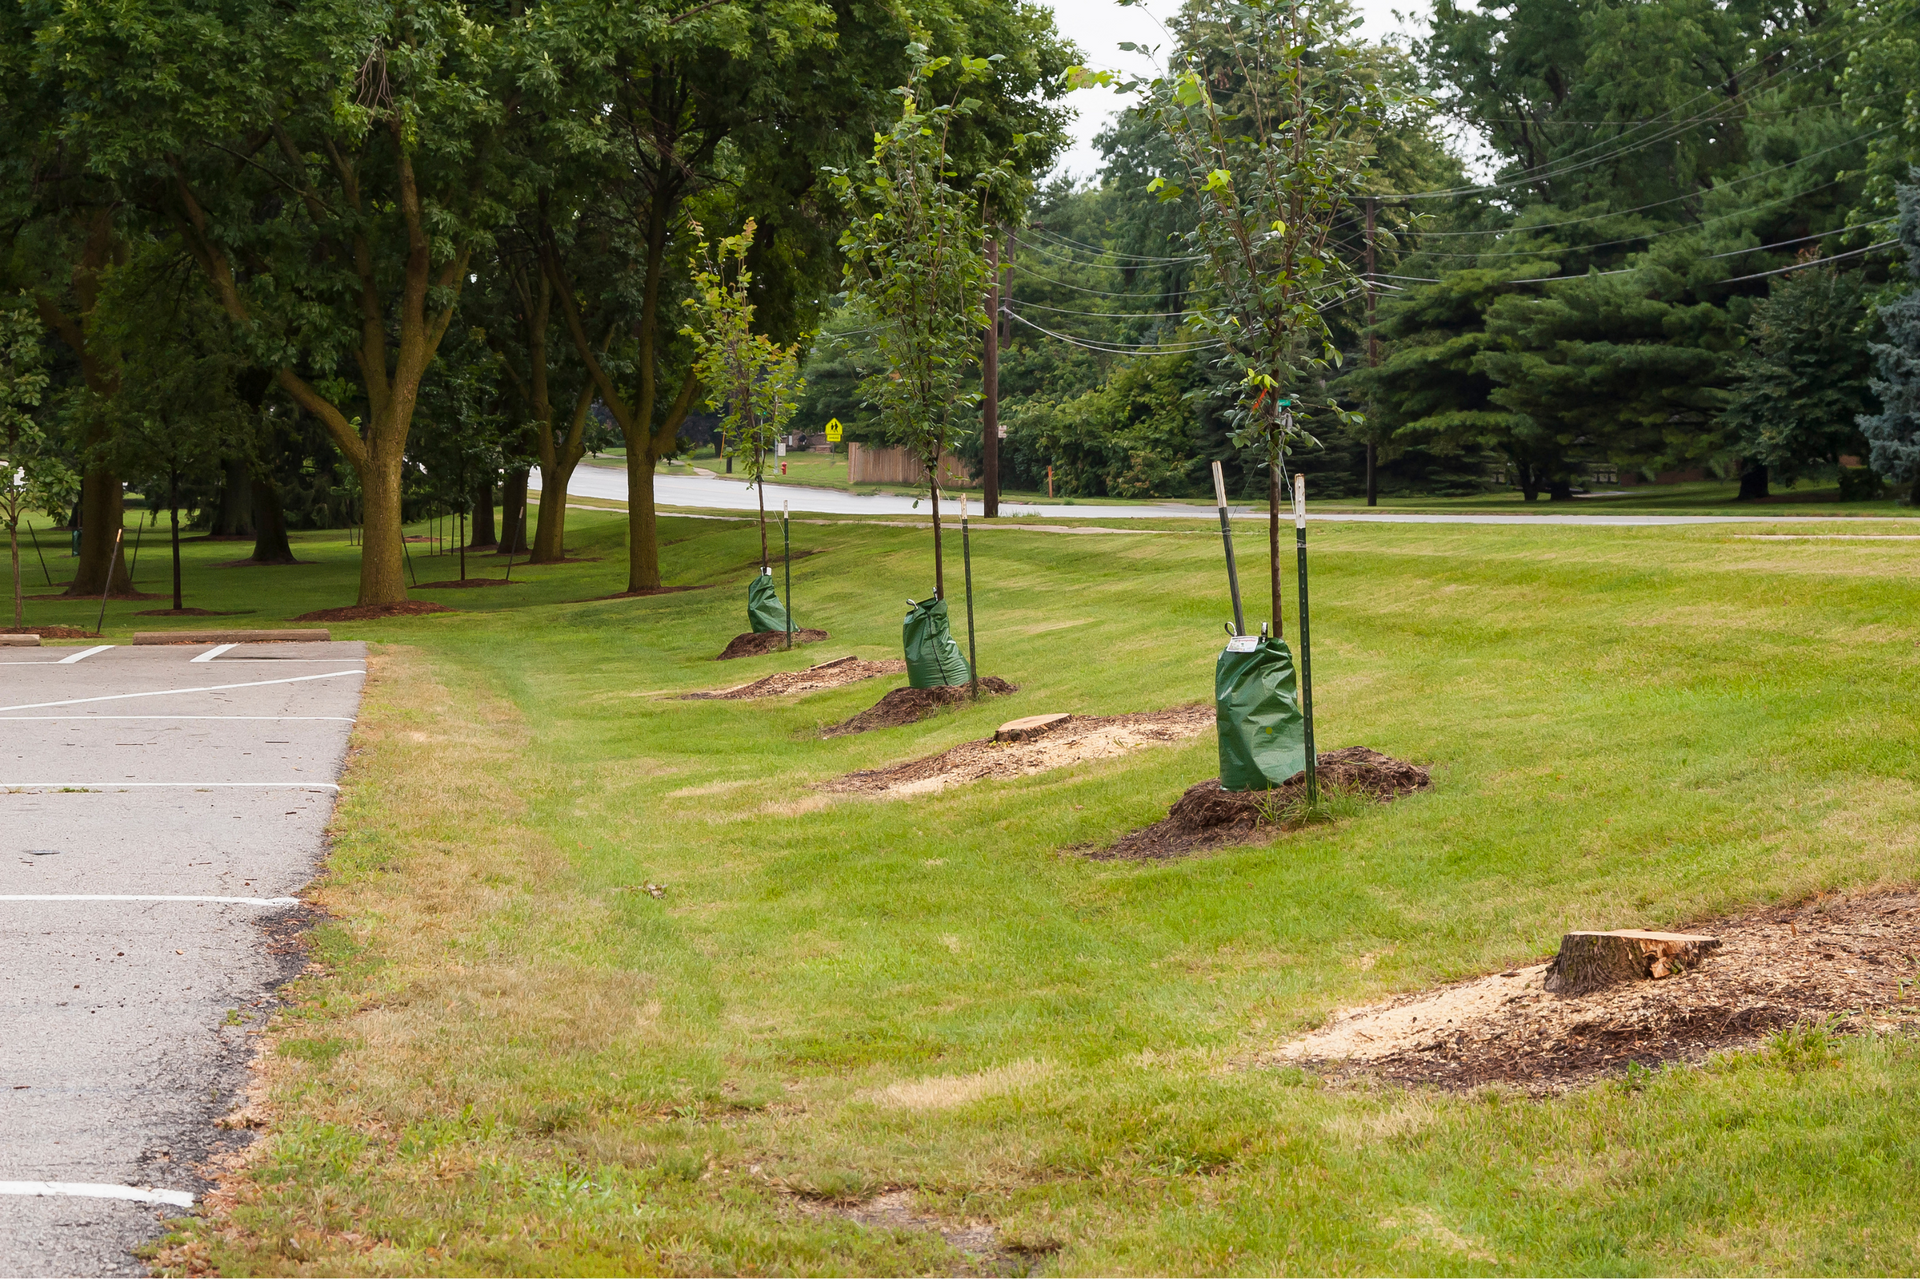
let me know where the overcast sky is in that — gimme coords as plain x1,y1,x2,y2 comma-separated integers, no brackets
1037,0,1432,181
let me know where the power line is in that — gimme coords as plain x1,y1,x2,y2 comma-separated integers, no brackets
1025,227,1202,264
1002,308,1222,354
1506,236,1895,285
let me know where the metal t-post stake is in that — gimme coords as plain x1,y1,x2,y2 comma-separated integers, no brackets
1211,461,1245,636
27,521,52,585
783,500,792,651
94,528,123,636
1293,473,1317,805
961,492,978,698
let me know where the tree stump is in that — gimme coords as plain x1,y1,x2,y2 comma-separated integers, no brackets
1544,930,1721,996
996,713,1071,743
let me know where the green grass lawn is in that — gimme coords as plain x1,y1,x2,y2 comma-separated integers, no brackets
40,506,1920,1275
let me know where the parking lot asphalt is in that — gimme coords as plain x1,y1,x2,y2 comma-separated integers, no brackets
0,642,365,1276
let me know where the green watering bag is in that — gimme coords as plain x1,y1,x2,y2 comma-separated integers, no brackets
747,570,790,634
902,597,972,688
1215,634,1307,791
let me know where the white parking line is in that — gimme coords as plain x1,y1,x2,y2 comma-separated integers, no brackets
0,1182,195,1209
0,715,357,722
1,782,339,790
0,894,302,907
189,643,238,663
55,645,113,664
0,668,366,712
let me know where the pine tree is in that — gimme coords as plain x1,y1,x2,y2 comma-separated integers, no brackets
1861,179,1920,495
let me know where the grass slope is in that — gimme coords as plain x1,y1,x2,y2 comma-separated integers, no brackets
98,507,1920,1276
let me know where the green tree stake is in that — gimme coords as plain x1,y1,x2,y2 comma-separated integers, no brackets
94,528,122,636
962,492,978,698
783,501,792,651
1293,473,1317,805
1211,460,1245,636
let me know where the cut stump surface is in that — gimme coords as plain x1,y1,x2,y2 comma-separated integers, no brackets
1544,930,1721,995
996,713,1071,743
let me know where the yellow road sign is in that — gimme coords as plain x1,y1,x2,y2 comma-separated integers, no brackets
825,417,843,443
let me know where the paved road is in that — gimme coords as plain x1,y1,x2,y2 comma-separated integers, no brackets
0,641,364,1276
539,463,1877,526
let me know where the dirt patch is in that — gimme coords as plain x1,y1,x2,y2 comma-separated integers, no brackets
794,1189,1035,1277
1,625,99,638
411,578,517,589
1263,889,1920,1093
577,585,714,602
684,656,907,700
717,628,829,660
829,705,1211,796
292,601,455,621
1095,747,1432,860
133,607,251,617
821,679,1019,737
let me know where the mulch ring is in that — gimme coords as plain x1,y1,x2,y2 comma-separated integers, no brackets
217,558,312,567
827,705,1212,797
133,608,251,617
820,678,1019,738
718,628,829,660
684,656,907,701
1261,889,1920,1094
412,578,517,589
2,626,100,639
292,601,455,621
1093,747,1432,861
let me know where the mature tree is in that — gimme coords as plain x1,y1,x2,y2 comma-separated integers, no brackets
29,0,522,607
0,300,63,627
1861,179,1920,491
1722,259,1875,496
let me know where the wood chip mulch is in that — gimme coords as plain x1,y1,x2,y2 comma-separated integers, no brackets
1264,889,1920,1092
717,628,829,660
820,679,1019,737
826,705,1211,796
1093,747,1432,861
292,601,455,621
684,656,906,700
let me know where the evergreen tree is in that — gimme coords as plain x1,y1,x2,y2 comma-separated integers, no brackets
1861,179,1920,493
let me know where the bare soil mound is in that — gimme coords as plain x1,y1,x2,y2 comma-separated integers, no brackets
1265,889,1920,1093
717,629,829,660
821,678,1019,737
685,656,906,701
1097,747,1431,861
292,601,455,621
829,704,1211,797
412,578,517,589
3,625,100,638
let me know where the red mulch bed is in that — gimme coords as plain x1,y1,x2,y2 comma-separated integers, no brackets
133,607,251,617
292,601,456,621
2,625,101,638
27,590,166,601
717,629,829,660
217,558,312,567
412,578,518,589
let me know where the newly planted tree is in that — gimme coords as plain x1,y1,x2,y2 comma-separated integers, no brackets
832,47,1000,600
1119,0,1401,631
684,221,805,571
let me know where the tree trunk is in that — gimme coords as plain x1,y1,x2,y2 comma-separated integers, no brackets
500,468,530,554
469,478,497,548
354,455,409,605
169,483,183,612
9,525,20,629
1268,451,1284,639
929,475,944,599
758,448,770,570
1548,477,1574,501
65,467,133,596
1544,930,1721,996
211,457,253,537
1365,441,1378,507
249,476,296,564
1738,461,1769,500
627,445,662,590
1518,462,1540,503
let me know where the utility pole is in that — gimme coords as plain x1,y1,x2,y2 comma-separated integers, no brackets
1364,195,1380,508
983,233,1000,518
